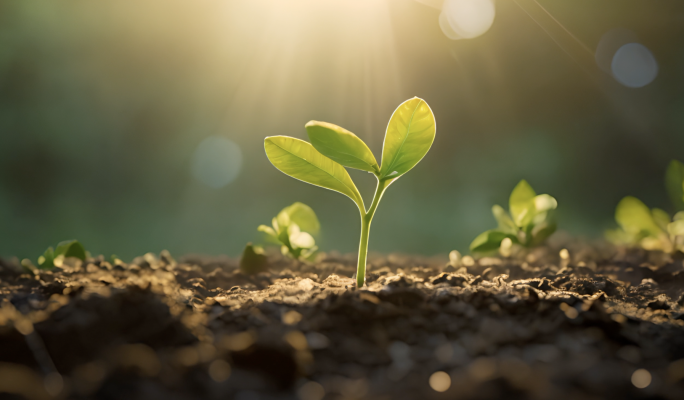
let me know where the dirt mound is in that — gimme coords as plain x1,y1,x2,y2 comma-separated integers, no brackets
1,244,684,399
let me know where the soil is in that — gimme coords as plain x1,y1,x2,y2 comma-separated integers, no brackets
1,238,684,400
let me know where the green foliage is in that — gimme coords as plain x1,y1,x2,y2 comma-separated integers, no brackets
37,239,87,269
258,202,320,260
239,243,269,275
607,160,684,253
265,97,436,286
470,180,558,253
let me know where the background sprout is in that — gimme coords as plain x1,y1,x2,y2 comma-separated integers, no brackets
37,239,87,269
239,243,269,275
257,202,320,260
606,160,684,253
470,180,558,254
264,97,436,287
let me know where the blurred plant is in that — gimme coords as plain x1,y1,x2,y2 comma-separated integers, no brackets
470,180,558,254
239,243,269,275
37,240,87,269
264,97,436,287
258,202,320,260
606,160,684,253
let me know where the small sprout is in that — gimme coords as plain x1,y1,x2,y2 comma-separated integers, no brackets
607,160,684,253
239,243,269,275
264,98,436,287
448,250,461,267
470,180,558,254
37,240,87,269
257,202,320,260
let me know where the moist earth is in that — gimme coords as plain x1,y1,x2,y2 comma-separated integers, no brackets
1,239,684,400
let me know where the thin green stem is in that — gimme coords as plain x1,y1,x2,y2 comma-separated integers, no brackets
356,177,391,287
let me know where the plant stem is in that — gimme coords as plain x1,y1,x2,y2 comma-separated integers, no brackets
356,178,391,287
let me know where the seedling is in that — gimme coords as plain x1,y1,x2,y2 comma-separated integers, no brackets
606,160,684,253
257,202,320,260
239,243,269,275
37,240,87,269
470,180,558,253
264,97,436,287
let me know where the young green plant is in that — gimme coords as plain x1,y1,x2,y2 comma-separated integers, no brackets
264,97,436,287
258,202,320,260
37,240,87,269
470,180,558,254
606,160,684,253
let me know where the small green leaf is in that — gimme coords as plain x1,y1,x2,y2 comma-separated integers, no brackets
533,194,557,213
55,240,86,260
652,208,671,231
509,180,536,227
615,196,662,237
665,160,684,212
265,136,364,210
668,219,684,237
280,202,320,235
470,229,518,253
379,97,436,180
240,243,269,275
306,121,379,173
288,224,315,249
492,205,517,233
530,220,557,246
38,247,55,269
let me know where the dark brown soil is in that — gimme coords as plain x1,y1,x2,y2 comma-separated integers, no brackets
2,239,684,400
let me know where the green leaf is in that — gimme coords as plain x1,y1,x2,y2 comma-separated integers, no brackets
280,202,320,235
379,97,436,180
470,229,518,253
652,208,671,232
38,247,55,269
530,220,557,246
533,194,557,213
509,180,536,227
54,240,87,260
668,219,684,237
305,121,379,173
665,160,684,212
615,196,662,237
492,205,517,233
288,224,315,249
265,136,364,210
240,243,269,275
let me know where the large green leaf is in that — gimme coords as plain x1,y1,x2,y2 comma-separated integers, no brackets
379,97,436,180
509,180,536,227
470,229,518,253
305,121,379,173
665,160,684,212
615,196,662,236
264,136,364,210
280,202,320,235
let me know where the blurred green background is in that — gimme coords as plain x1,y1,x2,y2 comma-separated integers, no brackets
1,0,683,261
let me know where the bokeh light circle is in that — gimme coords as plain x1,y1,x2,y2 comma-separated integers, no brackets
611,43,658,88
191,136,242,188
441,0,495,40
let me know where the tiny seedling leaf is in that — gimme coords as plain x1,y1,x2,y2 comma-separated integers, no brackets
264,136,364,210
665,160,684,212
280,202,320,236
469,230,518,253
240,243,269,275
306,121,379,173
509,180,536,227
615,196,662,236
379,97,436,180
492,205,517,233
652,208,671,232
55,240,87,260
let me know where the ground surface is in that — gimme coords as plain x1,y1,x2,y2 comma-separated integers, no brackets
1,240,684,400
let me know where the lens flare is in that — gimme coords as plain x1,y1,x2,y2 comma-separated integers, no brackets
191,136,242,189
440,0,495,40
611,43,658,88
